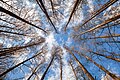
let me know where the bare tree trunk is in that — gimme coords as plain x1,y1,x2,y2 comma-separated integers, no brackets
77,0,118,29
64,46,94,80
97,41,120,43
0,38,45,56
0,6,46,33
80,34,120,40
0,51,43,77
35,0,57,33
82,48,120,62
0,30,26,36
69,61,78,80
60,56,62,80
0,18,18,26
0,25,22,32
73,49,120,80
0,0,19,11
64,0,82,31
27,63,41,80
40,53,55,80
80,14,120,35
49,0,55,14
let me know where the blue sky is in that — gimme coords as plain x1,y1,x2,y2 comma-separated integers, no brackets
0,0,120,80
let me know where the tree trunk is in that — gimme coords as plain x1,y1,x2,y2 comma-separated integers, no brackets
27,63,41,80
80,14,120,35
40,53,55,80
64,46,94,80
69,61,78,80
36,0,57,33
73,49,120,80
0,51,43,77
82,48,120,62
60,56,62,80
80,34,120,40
77,0,118,29
0,38,45,56
64,0,82,31
0,6,46,33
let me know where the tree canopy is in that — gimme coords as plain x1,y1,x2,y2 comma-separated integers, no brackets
0,0,120,80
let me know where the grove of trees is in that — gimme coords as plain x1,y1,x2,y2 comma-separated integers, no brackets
0,0,120,80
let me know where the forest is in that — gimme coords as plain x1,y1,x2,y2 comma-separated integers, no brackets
0,0,120,80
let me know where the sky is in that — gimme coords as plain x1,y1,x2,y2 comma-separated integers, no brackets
0,0,120,80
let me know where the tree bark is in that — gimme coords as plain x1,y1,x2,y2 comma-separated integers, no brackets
64,46,94,80
27,63,41,80
80,34,120,40
80,14,120,35
81,48,120,62
64,0,82,31
77,0,118,29
69,61,78,80
73,49,120,80
0,6,46,33
0,51,43,77
0,38,45,56
40,53,55,80
36,0,57,33
60,56,62,80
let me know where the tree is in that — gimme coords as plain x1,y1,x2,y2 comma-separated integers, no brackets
0,0,120,80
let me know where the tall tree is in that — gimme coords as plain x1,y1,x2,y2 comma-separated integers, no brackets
0,0,120,80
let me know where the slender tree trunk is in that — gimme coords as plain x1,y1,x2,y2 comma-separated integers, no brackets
0,6,46,33
0,38,45,56
98,41,120,43
101,21,120,29
40,53,55,80
0,25,22,31
49,0,55,14
0,0,19,11
0,51,43,77
0,30,26,36
80,14,120,35
0,18,18,26
77,0,118,29
73,49,120,80
82,48,120,62
60,56,62,80
80,34,120,40
36,0,57,33
64,46,94,80
69,61,78,80
27,63,41,80
64,0,82,31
